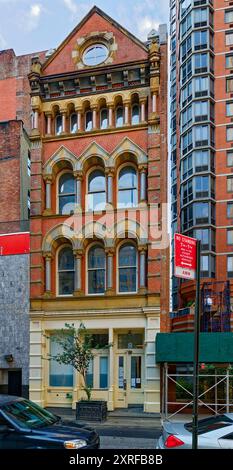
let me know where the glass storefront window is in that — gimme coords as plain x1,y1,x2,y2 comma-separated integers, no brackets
170,364,233,412
49,338,73,387
118,333,143,349
99,357,108,388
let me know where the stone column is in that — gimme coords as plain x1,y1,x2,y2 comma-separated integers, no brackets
106,248,114,295
108,327,114,411
46,113,52,135
139,165,147,202
106,168,114,205
44,253,52,293
33,108,39,130
152,93,157,113
92,106,97,130
61,111,67,133
74,171,83,208
139,246,147,292
108,103,114,128
75,107,82,132
44,175,52,213
74,250,83,295
124,100,130,126
140,99,147,123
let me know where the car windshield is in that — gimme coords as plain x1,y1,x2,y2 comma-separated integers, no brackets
185,415,233,435
1,399,59,429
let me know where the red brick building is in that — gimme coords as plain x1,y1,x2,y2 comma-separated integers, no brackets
0,48,46,233
28,7,169,412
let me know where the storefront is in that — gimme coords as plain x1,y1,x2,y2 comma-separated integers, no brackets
30,311,161,413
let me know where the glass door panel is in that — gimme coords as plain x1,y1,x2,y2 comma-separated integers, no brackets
131,356,141,389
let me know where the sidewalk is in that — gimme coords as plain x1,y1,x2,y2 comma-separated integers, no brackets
46,406,161,429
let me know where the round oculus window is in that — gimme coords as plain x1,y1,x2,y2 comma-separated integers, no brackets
83,44,108,66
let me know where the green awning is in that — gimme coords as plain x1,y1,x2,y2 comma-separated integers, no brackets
156,332,233,363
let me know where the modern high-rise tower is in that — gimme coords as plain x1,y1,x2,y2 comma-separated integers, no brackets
156,0,233,416
170,0,233,324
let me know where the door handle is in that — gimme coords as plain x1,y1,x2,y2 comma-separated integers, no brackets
123,379,127,390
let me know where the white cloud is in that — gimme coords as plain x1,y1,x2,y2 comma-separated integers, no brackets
130,0,169,40
26,3,43,31
137,16,159,36
63,0,77,14
0,33,7,50
31,4,41,17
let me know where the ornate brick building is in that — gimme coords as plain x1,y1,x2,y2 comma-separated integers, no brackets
29,7,168,412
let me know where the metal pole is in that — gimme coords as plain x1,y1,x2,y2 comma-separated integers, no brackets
192,239,201,449
227,367,230,413
165,362,168,419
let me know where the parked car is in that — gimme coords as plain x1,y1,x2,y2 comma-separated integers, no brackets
157,414,233,449
0,395,99,449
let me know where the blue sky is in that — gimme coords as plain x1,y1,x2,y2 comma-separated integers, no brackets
0,0,169,55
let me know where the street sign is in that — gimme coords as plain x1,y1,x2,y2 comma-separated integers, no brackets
174,233,197,280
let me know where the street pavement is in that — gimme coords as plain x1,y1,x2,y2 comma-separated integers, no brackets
47,407,161,449
98,426,160,449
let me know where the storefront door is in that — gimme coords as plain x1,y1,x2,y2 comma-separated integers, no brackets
115,352,144,408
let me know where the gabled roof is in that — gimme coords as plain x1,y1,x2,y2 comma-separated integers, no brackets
42,5,148,72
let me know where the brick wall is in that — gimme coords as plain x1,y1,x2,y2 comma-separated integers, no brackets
0,121,21,228
0,49,46,132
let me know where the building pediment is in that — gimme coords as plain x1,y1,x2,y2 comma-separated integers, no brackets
42,6,148,76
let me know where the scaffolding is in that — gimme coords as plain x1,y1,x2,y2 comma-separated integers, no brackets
201,281,231,332
162,363,233,420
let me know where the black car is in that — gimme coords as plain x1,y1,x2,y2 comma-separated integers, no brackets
0,395,99,449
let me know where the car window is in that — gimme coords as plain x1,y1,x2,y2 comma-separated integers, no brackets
0,413,10,427
221,432,233,440
1,399,58,429
185,415,233,435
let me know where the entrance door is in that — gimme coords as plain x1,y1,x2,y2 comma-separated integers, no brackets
8,370,22,396
115,353,143,408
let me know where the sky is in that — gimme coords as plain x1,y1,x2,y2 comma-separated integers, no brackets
0,0,169,56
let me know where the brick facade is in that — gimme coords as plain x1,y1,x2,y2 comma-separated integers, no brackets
28,7,169,412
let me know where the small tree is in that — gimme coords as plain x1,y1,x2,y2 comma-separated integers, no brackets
48,323,109,400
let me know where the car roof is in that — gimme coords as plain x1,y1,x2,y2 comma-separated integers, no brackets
0,395,23,406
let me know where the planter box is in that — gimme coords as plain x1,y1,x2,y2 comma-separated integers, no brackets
76,400,107,422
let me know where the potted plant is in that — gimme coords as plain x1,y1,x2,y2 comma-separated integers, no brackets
48,322,109,422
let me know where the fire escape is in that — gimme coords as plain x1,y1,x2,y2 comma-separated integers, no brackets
201,281,231,332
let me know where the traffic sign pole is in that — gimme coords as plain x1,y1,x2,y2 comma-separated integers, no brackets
192,239,201,450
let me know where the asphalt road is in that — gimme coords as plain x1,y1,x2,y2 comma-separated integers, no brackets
97,427,161,439
100,436,158,449
95,424,161,449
